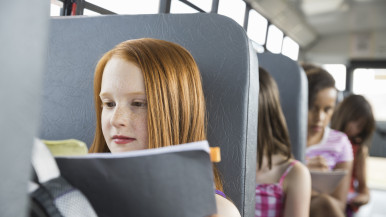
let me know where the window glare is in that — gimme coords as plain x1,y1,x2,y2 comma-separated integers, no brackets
50,3,61,16
281,36,299,61
86,0,159,14
218,0,246,27
251,40,265,53
84,9,101,16
322,64,346,91
171,0,199,13
353,69,386,94
353,68,386,121
266,25,283,54
247,10,268,45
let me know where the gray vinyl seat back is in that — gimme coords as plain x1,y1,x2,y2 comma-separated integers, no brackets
1,1,48,216
257,52,307,162
40,14,258,216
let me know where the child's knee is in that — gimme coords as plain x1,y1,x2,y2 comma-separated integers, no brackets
312,194,336,212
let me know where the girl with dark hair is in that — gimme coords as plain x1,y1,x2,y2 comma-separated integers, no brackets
303,65,353,217
331,94,376,215
255,67,311,217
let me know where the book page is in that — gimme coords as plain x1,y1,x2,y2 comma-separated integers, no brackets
310,169,348,194
58,140,210,159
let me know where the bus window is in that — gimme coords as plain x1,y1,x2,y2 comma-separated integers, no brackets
282,36,299,61
50,0,62,16
84,9,101,16
170,0,199,13
323,64,346,91
266,25,283,54
353,68,386,121
86,0,159,14
247,10,268,46
218,0,246,27
251,41,265,53
188,0,212,12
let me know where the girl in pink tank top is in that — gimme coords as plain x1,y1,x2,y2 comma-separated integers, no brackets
256,68,311,217
255,160,298,217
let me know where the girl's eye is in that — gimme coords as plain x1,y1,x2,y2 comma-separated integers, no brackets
324,107,332,113
132,101,147,107
102,102,116,108
107,102,116,107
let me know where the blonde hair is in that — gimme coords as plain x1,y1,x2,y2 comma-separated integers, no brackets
89,38,222,190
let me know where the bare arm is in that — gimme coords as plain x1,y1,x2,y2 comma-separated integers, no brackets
283,162,312,217
349,146,370,207
215,194,241,217
331,160,353,210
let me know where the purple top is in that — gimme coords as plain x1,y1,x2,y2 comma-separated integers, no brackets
215,189,226,198
306,127,353,170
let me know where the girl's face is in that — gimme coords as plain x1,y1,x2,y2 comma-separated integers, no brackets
344,119,365,142
308,87,337,137
100,57,148,153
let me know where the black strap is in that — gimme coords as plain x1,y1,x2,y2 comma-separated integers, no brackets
29,197,50,217
30,184,63,217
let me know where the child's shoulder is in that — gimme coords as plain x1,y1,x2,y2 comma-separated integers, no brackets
327,128,351,147
289,160,309,176
329,128,349,141
284,160,311,188
215,194,241,217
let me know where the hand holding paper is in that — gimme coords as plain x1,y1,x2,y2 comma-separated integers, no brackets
306,155,329,171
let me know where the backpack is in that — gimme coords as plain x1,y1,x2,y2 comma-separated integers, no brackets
29,139,98,217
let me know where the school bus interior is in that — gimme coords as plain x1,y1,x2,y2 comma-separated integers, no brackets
1,0,386,216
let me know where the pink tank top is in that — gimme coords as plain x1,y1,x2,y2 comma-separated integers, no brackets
255,160,298,217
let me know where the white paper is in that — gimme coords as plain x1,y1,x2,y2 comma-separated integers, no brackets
57,140,210,159
310,169,348,194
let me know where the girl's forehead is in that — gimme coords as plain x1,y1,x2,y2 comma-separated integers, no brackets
100,57,145,94
313,88,337,103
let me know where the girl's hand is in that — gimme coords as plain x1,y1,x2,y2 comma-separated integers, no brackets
306,156,329,171
349,193,369,208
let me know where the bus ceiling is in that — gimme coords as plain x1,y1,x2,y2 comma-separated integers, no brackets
246,0,386,63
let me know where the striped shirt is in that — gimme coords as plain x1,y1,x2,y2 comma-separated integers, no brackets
306,127,353,170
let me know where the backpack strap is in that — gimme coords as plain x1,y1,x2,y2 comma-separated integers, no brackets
32,139,60,183
29,139,98,217
30,183,64,217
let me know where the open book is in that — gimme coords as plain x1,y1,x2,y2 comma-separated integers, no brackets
55,140,217,217
310,169,348,194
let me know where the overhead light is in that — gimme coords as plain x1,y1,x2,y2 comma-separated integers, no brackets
301,0,345,15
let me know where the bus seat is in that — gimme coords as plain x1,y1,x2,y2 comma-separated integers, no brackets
257,52,308,162
40,14,258,216
1,1,48,216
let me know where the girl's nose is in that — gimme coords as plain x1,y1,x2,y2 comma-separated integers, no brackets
110,107,127,128
316,110,326,122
